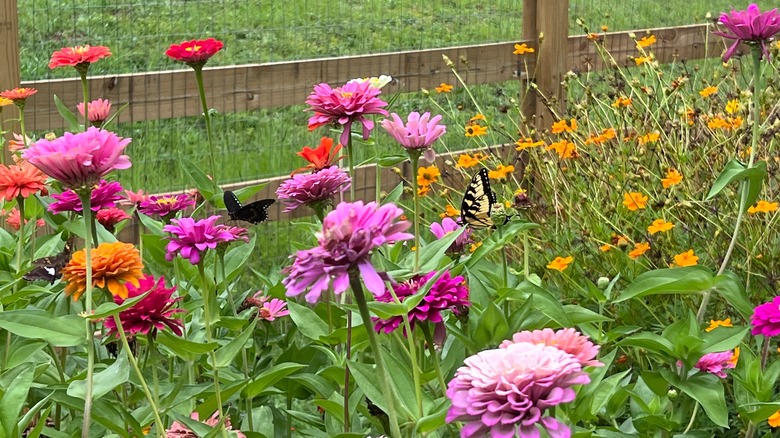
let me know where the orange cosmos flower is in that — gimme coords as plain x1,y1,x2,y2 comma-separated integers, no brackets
0,161,47,201
440,204,459,218
662,169,683,188
456,153,483,168
417,185,430,197
623,192,648,211
547,256,573,272
488,164,514,180
470,114,486,123
417,165,441,187
673,249,698,267
546,140,577,159
515,137,545,151
647,219,675,234
513,43,535,55
612,96,633,108
464,124,488,137
435,83,454,93
638,132,660,145
634,56,651,65
628,242,650,259
705,318,732,332
699,86,718,97
768,410,780,428
748,200,778,214
49,45,111,70
636,34,656,48
599,243,612,252
551,119,577,134
61,242,144,301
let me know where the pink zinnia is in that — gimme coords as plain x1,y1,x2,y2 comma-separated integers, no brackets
373,271,469,334
103,275,184,338
163,215,239,265
446,342,592,438
23,127,131,189
276,165,351,212
96,207,130,232
430,218,472,254
165,38,224,69
77,98,112,125
260,298,290,321
166,411,245,437
500,328,603,367
751,295,780,337
380,111,446,162
138,193,195,219
49,180,123,214
305,80,389,146
5,208,45,231
714,4,780,61
49,45,111,70
283,201,412,304
121,189,150,206
692,351,737,378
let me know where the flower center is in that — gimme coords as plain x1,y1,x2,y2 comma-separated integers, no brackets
340,92,353,98
155,197,177,206
185,45,202,52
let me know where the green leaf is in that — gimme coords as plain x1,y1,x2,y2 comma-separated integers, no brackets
89,291,151,320
712,271,754,321
0,364,34,437
675,373,729,427
220,234,257,286
415,405,447,433
473,301,509,346
211,319,257,368
214,184,269,208
346,360,392,416
287,301,329,341
739,402,780,421
618,332,676,357
701,326,747,354
614,266,714,303
53,95,83,132
180,158,216,202
0,310,85,347
382,182,404,205
157,330,218,360
706,159,767,212
402,229,463,272
20,403,51,438
136,212,164,235
465,221,541,269
242,363,306,398
68,350,130,401
376,155,407,167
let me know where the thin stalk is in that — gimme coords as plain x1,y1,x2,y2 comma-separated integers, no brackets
112,317,165,437
79,192,95,438
197,262,229,438
344,136,355,432
80,71,89,131
346,137,355,201
17,102,28,148
348,268,402,437
420,324,448,394
697,49,762,322
522,231,530,280
14,195,25,274
193,67,218,191
385,286,423,419
148,336,161,411
409,150,421,272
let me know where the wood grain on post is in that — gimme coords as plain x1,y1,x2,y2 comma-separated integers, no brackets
535,0,569,127
520,0,538,134
0,0,21,157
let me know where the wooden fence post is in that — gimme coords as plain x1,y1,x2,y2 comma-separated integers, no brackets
0,1,21,151
520,0,538,134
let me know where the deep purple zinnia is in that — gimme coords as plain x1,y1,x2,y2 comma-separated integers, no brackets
163,215,238,264
276,165,351,213
380,111,446,162
713,4,780,61
373,270,469,334
138,193,196,219
430,217,472,254
103,274,184,338
23,126,131,189
446,342,592,438
283,201,413,304
49,179,123,213
500,328,603,367
751,295,780,337
305,80,389,146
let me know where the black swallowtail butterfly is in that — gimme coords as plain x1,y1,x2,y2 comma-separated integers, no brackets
223,190,275,224
24,237,74,284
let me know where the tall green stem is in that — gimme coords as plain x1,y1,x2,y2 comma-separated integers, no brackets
346,137,355,201
79,192,95,438
112,317,165,437
14,195,25,274
348,268,402,437
386,286,423,418
420,324,448,394
193,67,218,191
344,135,355,431
197,262,228,438
409,151,421,272
697,49,762,322
16,101,28,148
80,71,90,131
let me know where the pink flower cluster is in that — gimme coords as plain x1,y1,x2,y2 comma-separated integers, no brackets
381,111,446,161
49,180,123,213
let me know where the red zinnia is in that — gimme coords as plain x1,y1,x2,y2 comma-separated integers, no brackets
103,275,184,338
0,88,38,105
49,45,111,70
291,137,344,175
165,38,224,68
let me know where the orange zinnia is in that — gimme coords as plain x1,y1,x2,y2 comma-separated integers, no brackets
0,161,47,201
61,242,144,301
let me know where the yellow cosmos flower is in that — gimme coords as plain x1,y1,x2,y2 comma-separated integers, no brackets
546,140,577,159
440,204,459,218
638,132,660,145
435,83,453,93
673,249,699,267
725,99,740,114
636,34,656,48
647,219,675,234
662,169,683,188
623,192,648,211
634,56,651,65
769,410,780,428
551,118,577,134
469,113,486,123
705,318,733,332
513,43,535,55
465,124,488,137
628,242,650,260
748,200,779,214
612,96,633,108
727,347,739,367
699,86,718,97
456,153,483,168
488,164,514,180
469,241,482,253
417,165,441,187
515,137,545,151
599,243,612,252
547,256,573,272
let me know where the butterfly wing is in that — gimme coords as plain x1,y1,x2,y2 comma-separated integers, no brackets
234,199,275,224
461,168,496,229
24,239,73,284
224,190,243,220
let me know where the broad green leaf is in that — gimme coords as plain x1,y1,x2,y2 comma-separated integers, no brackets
673,372,729,427
403,228,463,272
473,301,509,346
376,155,407,167
0,364,34,437
136,212,164,235
53,94,83,131
590,369,632,416
739,402,780,421
90,291,151,320
242,363,306,398
706,159,767,212
211,319,257,368
415,405,447,433
221,234,257,285
618,332,675,357
382,182,404,205
287,301,329,341
0,310,84,347
157,330,218,360
20,404,51,438
614,267,714,303
712,272,753,321
701,326,748,354
347,360,394,418
68,350,130,401
180,158,216,202
508,281,573,327
465,221,541,269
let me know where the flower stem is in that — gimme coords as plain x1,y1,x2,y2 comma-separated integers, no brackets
79,192,95,438
346,137,355,201
80,71,89,131
197,262,228,438
420,324,448,394
697,48,762,322
14,195,25,274
17,103,28,148
193,67,218,192
113,317,165,437
409,150,421,272
348,268,402,437
386,286,422,418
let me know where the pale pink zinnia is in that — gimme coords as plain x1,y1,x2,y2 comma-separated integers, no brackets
713,4,780,61
305,80,389,146
138,193,195,219
380,111,446,162
373,270,469,334
77,98,112,125
500,328,603,367
23,127,131,189
447,342,592,438
275,165,351,212
163,215,239,265
48,180,123,214
283,201,412,304
103,275,184,338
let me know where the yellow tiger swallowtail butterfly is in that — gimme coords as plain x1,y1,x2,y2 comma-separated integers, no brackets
460,168,498,229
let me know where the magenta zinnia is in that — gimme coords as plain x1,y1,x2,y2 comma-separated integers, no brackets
380,111,446,161
276,165,351,212
714,4,780,61
751,295,780,337
283,201,412,303
500,328,603,367
446,341,592,438
138,193,195,219
103,275,184,338
49,180,123,214
692,351,737,378
306,81,389,146
165,38,224,69
23,127,131,189
373,271,469,334
430,217,472,254
163,215,239,264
